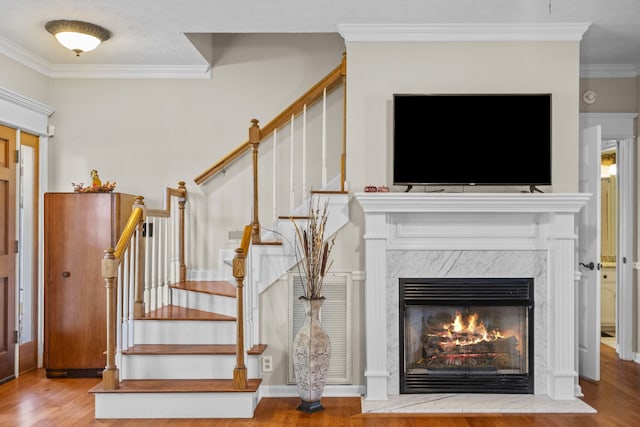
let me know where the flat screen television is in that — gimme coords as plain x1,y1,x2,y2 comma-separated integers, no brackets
393,93,552,188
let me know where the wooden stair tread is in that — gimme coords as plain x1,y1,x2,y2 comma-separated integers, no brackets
278,215,310,220
170,280,236,298
122,344,268,355
144,305,235,321
252,240,282,246
90,378,262,394
247,344,268,355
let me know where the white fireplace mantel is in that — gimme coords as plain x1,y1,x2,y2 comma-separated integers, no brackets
355,192,590,214
355,192,590,403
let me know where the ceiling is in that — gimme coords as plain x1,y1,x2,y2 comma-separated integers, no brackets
1,0,639,79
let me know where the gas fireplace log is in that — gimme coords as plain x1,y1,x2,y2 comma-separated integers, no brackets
423,335,519,358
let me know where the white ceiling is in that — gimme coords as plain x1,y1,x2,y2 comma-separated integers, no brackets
1,0,639,78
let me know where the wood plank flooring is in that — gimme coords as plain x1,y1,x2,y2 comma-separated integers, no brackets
1,344,638,426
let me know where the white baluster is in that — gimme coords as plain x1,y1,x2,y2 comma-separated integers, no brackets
289,113,295,213
150,217,158,311
157,217,166,307
302,104,307,196
322,87,327,187
273,128,278,220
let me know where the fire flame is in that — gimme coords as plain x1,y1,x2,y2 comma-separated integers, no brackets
444,312,505,346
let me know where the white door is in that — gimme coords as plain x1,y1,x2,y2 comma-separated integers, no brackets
616,138,634,361
577,125,602,381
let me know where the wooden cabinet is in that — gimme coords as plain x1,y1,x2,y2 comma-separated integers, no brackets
44,192,136,378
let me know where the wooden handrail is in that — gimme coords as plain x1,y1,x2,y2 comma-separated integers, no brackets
113,205,144,258
144,181,188,281
258,60,344,139
239,223,252,255
146,181,187,217
194,56,346,185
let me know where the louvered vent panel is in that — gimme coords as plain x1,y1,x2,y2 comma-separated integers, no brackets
288,272,352,384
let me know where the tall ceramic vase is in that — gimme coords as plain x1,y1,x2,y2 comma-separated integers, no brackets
293,296,331,413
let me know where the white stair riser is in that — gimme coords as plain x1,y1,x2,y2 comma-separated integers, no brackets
171,288,236,317
94,391,259,419
254,249,298,294
121,354,260,379
133,320,236,345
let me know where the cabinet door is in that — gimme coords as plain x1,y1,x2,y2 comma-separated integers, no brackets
44,194,116,374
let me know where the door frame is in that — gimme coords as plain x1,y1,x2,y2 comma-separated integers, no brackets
580,112,637,362
18,131,40,373
0,87,54,375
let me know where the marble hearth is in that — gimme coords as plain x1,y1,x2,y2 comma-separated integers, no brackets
355,192,593,413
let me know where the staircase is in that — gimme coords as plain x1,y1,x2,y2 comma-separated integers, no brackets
90,56,349,419
91,286,264,418
90,192,349,419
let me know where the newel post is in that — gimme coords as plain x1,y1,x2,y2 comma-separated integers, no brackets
178,180,187,282
249,119,262,244
232,246,247,389
102,248,120,390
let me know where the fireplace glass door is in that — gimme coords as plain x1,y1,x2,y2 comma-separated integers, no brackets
400,278,533,394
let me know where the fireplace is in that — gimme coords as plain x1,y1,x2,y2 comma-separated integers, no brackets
399,278,533,394
355,192,590,403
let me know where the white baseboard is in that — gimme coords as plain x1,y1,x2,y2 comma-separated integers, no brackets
260,384,365,398
634,352,640,364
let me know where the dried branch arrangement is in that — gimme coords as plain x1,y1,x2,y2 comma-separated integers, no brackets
291,199,336,299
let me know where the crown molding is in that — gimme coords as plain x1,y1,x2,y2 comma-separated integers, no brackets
337,22,591,42
0,35,52,76
580,63,640,78
0,87,54,117
48,64,212,79
0,34,211,79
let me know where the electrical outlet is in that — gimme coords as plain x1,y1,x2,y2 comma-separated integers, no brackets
261,355,273,372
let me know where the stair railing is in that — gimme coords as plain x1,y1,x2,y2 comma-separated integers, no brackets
101,182,188,391
144,181,188,312
101,197,145,390
232,224,253,389
194,54,347,244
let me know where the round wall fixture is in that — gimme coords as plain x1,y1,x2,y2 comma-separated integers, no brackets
583,90,598,105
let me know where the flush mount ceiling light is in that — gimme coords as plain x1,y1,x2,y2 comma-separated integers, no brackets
45,20,111,56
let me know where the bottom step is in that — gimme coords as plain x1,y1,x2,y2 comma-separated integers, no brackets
91,379,262,419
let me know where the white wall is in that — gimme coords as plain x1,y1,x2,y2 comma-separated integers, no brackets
345,41,582,193
0,55,49,106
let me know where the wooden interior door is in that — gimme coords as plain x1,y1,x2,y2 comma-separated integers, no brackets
18,132,39,374
0,125,17,383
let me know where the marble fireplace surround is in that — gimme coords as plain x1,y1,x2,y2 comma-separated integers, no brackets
355,192,595,413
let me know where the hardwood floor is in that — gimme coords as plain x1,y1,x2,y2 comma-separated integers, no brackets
1,344,638,426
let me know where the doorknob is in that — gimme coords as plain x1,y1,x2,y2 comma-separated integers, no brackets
579,262,595,270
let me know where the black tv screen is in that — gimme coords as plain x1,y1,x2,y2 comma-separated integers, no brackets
393,94,552,187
